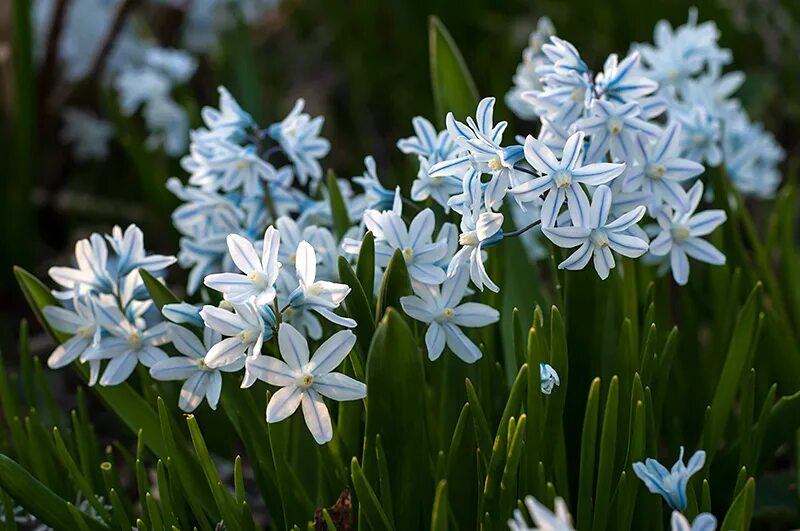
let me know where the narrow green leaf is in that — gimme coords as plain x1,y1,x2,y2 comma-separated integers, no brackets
465,378,493,469
375,249,412,323
577,378,601,531
428,16,479,126
0,454,108,530
719,477,755,531
338,256,376,353
363,309,429,529
356,231,376,303
593,376,619,531
140,268,180,310
351,457,394,531
51,428,111,523
327,170,351,240
707,283,762,457
430,479,449,531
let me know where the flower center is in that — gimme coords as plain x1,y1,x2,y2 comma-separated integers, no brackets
296,372,314,389
289,252,297,264
671,224,690,241
607,117,624,135
647,164,666,179
439,308,455,321
459,231,480,247
570,87,585,102
308,283,324,296
219,300,234,311
553,169,572,189
691,133,706,146
235,159,248,170
248,271,268,289
198,359,207,369
402,246,415,260
77,325,94,337
590,230,609,248
238,328,259,344
430,175,442,184
487,156,503,171
127,332,143,351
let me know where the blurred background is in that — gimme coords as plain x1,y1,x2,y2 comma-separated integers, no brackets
1,0,799,358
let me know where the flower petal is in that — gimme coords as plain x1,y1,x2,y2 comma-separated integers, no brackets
451,303,499,327
266,385,303,423
309,330,356,374
425,322,446,361
313,372,367,401
227,233,261,274
301,388,333,444
278,323,310,370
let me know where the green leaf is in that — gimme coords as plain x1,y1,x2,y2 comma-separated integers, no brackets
430,479,449,531
577,378,601,531
351,457,394,531
327,170,351,240
445,403,477,531
720,477,755,531
338,256,376,353
428,16,479,126
593,376,619,531
706,283,762,458
363,308,429,530
140,268,180,310
15,266,167,457
0,454,108,530
375,249,412,323
357,231,376,303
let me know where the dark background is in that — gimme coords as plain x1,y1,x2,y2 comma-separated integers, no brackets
1,0,799,355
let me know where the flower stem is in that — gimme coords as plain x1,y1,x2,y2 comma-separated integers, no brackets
504,219,542,238
513,165,538,177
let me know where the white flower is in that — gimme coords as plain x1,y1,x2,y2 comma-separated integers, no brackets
247,324,366,444
267,98,331,186
287,241,355,329
543,185,648,280
670,511,717,531
106,224,177,277
150,325,244,412
508,496,575,531
540,363,560,394
84,302,170,386
365,208,448,285
43,297,100,378
401,268,498,363
447,176,504,292
649,181,726,285
201,302,275,366
204,227,281,306
48,233,114,299
60,108,115,161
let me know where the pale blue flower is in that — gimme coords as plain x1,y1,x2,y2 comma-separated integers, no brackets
633,446,706,510
267,99,330,186
150,324,243,412
106,224,177,277
115,68,172,116
573,99,662,163
48,233,115,299
185,138,278,195
198,86,254,141
722,108,784,198
142,96,190,156
401,267,498,363
364,208,448,285
162,302,204,328
247,323,365,444
398,116,463,211
674,106,722,166
144,47,197,83
447,176,504,292
286,241,355,329
201,302,275,366
523,68,592,129
505,17,556,120
508,495,575,531
633,9,731,92
622,123,705,211
540,36,589,76
594,51,658,104
648,181,726,285
60,108,115,161
204,227,282,306
511,131,626,227
430,97,523,209
352,156,396,211
543,185,648,280
540,363,560,394
671,511,717,531
84,302,170,386
43,296,101,372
